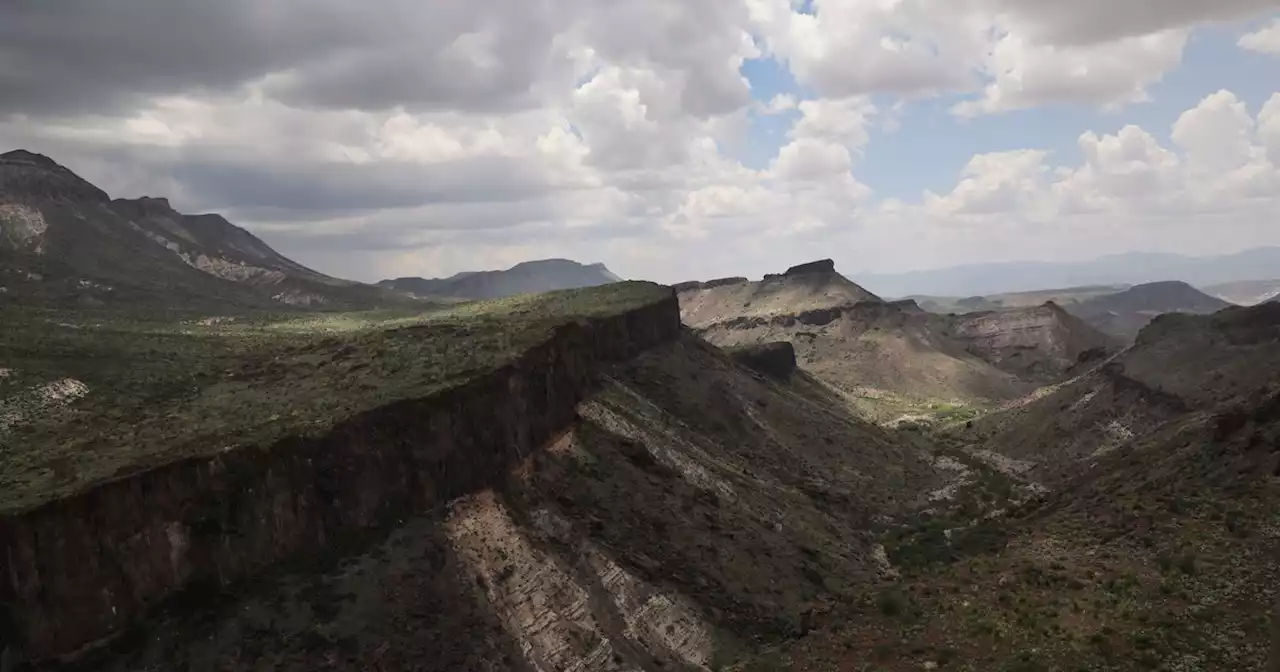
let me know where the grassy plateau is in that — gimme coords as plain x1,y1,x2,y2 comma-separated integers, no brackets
0,281,669,514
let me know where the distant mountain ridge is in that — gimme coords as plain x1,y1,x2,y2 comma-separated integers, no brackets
1060,281,1232,340
860,247,1280,298
1204,278,1280,306
378,259,622,301
0,149,400,310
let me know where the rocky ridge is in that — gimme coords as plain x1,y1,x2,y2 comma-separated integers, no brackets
0,288,682,663
0,150,399,310
679,261,1118,421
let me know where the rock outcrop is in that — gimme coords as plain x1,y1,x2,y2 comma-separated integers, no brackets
951,302,1118,380
727,341,797,378
0,292,682,663
677,261,881,329
670,276,749,293
784,259,836,276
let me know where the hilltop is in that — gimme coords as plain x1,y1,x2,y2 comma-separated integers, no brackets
679,261,1116,422
0,149,401,311
378,258,621,301
677,259,882,328
1063,280,1233,340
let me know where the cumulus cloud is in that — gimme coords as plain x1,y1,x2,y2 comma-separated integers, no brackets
1238,19,1280,54
1,0,1279,284
980,0,1279,46
752,0,1268,115
884,90,1280,270
952,29,1188,116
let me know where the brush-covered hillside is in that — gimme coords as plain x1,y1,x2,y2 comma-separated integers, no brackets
2,281,962,671
762,301,1280,671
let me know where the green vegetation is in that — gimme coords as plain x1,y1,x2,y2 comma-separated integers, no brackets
0,281,669,512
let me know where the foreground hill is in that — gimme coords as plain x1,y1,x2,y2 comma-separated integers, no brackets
742,302,1280,670
1062,280,1233,340
0,149,400,311
378,258,622,301
1,282,954,669
680,261,1116,422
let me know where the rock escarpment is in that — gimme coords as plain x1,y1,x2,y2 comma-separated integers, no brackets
0,291,682,663
951,302,1118,380
727,341,797,378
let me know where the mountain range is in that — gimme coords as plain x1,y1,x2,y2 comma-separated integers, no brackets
0,150,407,311
5,150,1280,670
0,150,631,311
378,259,621,301
860,248,1280,298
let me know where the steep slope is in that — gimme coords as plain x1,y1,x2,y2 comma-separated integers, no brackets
1205,278,1280,306
950,302,1118,380
379,258,622,301
785,393,1280,671
6,286,948,670
681,262,1117,422
0,149,400,310
693,301,1031,420
1063,280,1233,340
676,259,881,328
973,302,1280,480
750,303,1280,671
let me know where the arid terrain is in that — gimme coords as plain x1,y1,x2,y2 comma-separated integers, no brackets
678,262,1116,423
2,152,1278,672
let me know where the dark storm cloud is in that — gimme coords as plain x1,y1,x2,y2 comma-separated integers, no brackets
0,0,572,116
167,155,559,212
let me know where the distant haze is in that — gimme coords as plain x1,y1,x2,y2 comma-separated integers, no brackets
857,248,1280,298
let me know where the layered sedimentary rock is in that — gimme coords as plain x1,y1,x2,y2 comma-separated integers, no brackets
0,293,682,662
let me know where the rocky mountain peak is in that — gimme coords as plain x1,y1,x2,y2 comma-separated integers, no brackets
783,259,836,276
112,196,177,218
1,149,61,168
0,149,110,203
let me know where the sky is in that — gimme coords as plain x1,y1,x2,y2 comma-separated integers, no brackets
1,0,1279,285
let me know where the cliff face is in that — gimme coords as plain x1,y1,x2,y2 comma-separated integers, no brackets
951,303,1117,379
0,292,681,662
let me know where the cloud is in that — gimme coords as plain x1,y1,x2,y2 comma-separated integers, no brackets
1238,19,1280,54
882,90,1280,271
0,0,756,118
2,1,1279,286
952,29,1188,116
980,0,1278,45
751,0,1269,115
